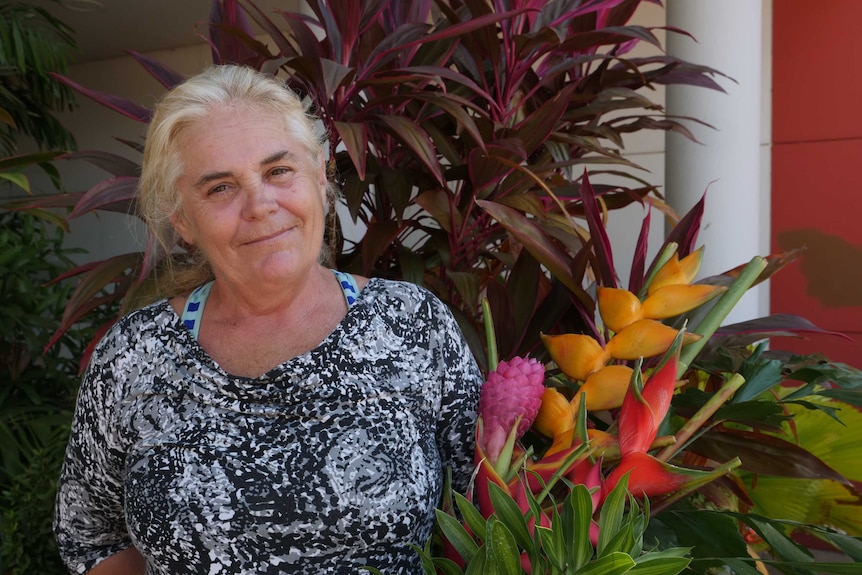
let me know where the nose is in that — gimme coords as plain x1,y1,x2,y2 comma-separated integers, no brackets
242,179,278,220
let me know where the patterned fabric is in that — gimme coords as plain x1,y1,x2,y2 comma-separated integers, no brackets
54,278,482,575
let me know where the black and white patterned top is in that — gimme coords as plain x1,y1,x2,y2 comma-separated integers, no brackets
54,278,482,575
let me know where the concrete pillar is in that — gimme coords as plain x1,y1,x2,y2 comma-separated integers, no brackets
665,0,764,323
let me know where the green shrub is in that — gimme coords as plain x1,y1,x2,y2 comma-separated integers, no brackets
0,210,117,575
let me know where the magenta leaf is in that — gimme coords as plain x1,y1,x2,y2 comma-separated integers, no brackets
49,73,152,123
59,150,140,177
69,176,140,218
125,50,186,88
577,170,616,288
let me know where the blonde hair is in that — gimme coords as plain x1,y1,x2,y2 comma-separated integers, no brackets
138,65,330,297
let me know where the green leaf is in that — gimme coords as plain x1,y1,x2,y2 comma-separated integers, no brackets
455,492,487,542
597,474,628,557
574,551,636,575
464,545,486,575
436,509,479,564
487,482,532,553
629,549,691,575
484,518,522,575
563,485,595,571
0,171,30,193
760,562,862,575
536,525,565,571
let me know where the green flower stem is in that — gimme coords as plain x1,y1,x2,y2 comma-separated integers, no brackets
649,456,742,516
482,297,498,372
656,372,746,462
534,443,590,506
678,256,767,377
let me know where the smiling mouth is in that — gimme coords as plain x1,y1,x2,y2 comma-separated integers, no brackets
243,227,292,246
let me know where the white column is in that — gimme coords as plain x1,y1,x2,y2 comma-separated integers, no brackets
665,0,764,323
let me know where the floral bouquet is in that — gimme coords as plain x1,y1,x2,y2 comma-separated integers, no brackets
411,176,862,575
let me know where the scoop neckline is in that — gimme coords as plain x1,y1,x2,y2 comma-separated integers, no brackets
162,276,380,384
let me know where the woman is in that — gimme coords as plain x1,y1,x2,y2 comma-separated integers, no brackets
54,65,482,575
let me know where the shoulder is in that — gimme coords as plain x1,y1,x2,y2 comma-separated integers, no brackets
87,299,178,370
360,278,452,319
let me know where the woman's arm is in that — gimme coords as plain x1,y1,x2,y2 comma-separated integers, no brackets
88,547,145,575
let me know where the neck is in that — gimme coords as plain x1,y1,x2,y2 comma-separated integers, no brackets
208,264,334,319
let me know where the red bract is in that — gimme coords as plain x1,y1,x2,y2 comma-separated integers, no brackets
617,333,682,457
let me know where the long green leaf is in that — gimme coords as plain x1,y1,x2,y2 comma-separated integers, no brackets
455,492,487,542
574,552,636,575
488,482,532,552
597,475,628,557
564,485,594,571
484,518,522,575
435,509,479,564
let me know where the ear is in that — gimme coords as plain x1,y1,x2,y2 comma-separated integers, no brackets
170,211,194,246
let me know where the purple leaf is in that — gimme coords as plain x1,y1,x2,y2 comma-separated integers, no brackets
378,115,444,186
125,50,185,89
236,0,300,58
49,73,152,123
477,199,581,297
628,205,651,293
361,220,400,275
59,150,140,177
0,150,62,171
69,176,140,218
693,428,853,484
715,314,851,342
664,190,705,258
209,0,259,65
333,121,368,181
578,170,616,287
319,58,355,101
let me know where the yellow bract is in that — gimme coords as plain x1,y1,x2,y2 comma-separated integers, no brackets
648,247,704,295
541,333,610,381
641,283,727,319
605,318,701,360
580,365,633,411
597,287,643,332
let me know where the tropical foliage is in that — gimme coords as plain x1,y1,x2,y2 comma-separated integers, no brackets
0,210,117,575
448,193,862,572
0,0,77,155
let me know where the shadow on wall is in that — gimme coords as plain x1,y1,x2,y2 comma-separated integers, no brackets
777,228,862,308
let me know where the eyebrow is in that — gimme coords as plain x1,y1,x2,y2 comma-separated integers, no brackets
193,149,295,188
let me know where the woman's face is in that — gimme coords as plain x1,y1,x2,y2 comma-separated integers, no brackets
171,104,327,289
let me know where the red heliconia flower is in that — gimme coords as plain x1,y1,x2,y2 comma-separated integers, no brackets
617,332,682,457
603,451,739,503
478,356,545,463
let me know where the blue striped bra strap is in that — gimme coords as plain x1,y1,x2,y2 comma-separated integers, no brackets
180,270,360,341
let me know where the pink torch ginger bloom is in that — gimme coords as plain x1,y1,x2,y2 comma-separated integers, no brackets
478,357,545,464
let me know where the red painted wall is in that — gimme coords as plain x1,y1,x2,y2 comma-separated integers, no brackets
772,0,862,366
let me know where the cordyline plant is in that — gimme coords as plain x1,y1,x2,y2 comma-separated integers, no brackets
42,0,726,365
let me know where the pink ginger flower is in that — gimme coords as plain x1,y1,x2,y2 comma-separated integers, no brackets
478,356,545,464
